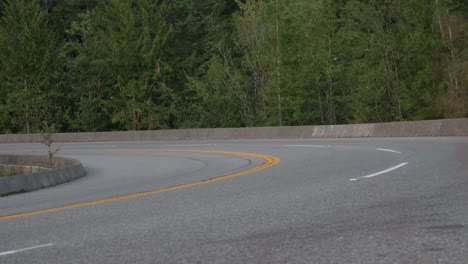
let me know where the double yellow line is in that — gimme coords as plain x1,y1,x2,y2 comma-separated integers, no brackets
0,149,281,221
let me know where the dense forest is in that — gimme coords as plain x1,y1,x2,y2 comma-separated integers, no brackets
0,0,466,133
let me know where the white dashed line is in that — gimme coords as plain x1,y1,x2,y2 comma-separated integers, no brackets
376,148,401,154
0,243,55,257
62,145,117,148
350,162,408,181
163,144,217,147
284,145,331,148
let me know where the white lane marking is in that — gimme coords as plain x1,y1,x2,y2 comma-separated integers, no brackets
0,243,55,257
163,144,217,147
376,148,401,154
284,145,331,148
62,145,117,148
350,162,408,181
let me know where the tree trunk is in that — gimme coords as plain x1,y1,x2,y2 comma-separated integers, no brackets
24,79,30,134
275,0,283,126
327,35,336,124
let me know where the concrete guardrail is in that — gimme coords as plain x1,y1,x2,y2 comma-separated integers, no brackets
0,118,466,144
0,154,86,196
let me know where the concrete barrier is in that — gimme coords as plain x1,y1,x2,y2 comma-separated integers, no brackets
0,118,466,144
438,119,468,136
0,154,86,196
372,119,443,137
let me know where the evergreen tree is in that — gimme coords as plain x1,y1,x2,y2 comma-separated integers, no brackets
66,0,173,131
0,0,63,133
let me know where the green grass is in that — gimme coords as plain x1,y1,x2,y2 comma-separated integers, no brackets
0,164,51,177
0,171,17,177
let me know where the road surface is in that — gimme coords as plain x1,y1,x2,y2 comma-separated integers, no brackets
0,138,467,263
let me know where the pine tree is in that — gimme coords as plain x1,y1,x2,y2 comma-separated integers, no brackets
66,0,173,131
0,0,63,133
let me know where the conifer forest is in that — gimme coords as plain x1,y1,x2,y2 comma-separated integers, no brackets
0,0,466,133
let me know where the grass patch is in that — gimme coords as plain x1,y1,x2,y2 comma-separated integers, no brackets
0,165,49,177
0,171,17,177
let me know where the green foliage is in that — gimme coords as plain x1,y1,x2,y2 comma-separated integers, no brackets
0,0,466,134
169,0,239,128
0,0,63,133
66,0,173,131
340,0,445,122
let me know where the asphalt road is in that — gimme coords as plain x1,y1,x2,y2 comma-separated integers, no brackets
0,138,467,263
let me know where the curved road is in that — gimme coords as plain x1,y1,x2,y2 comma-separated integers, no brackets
0,138,467,263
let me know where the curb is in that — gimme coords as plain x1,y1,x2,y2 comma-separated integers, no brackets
0,154,86,196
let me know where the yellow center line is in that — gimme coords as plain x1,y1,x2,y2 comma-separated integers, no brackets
0,149,281,221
